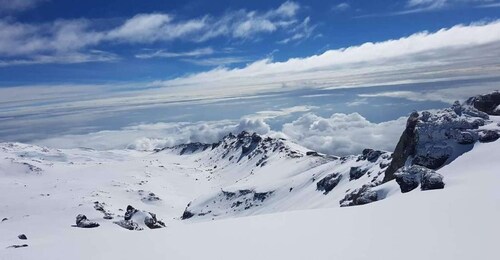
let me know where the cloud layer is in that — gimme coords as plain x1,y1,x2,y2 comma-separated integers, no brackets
34,110,407,156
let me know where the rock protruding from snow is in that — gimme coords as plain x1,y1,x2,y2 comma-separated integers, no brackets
466,91,500,115
18,234,27,240
384,99,498,182
114,205,165,231
395,165,445,193
383,111,419,182
75,214,100,228
181,189,274,219
316,173,342,194
339,185,378,207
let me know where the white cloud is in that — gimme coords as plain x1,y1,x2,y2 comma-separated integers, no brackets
0,1,312,65
0,0,46,13
182,56,251,66
404,0,498,13
156,21,500,96
282,113,407,155
332,3,351,12
135,47,215,59
358,82,500,103
277,17,317,44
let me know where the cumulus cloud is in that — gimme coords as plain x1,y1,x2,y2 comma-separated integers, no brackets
282,113,407,155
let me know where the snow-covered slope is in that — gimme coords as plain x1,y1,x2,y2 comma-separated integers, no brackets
1,92,499,259
1,134,499,260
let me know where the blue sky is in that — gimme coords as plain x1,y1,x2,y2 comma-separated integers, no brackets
1,0,500,155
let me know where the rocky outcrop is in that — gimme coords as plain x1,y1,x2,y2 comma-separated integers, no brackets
316,173,342,194
384,97,497,182
395,165,445,193
339,185,378,207
360,149,383,162
349,166,368,180
75,214,99,228
18,234,27,240
181,189,274,219
466,91,500,115
383,111,419,182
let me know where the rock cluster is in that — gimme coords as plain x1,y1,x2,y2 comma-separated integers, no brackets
395,165,444,193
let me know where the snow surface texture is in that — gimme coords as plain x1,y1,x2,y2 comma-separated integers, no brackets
1,94,499,259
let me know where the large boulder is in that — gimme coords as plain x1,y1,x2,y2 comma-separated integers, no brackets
395,165,444,193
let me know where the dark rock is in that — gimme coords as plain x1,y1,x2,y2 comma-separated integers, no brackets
349,167,368,180
93,201,105,212
144,212,166,229
340,185,378,207
306,151,322,157
466,91,500,115
316,173,342,194
412,154,449,170
75,214,100,228
383,112,419,182
18,234,27,240
395,166,424,193
1,217,7,222
253,191,273,202
124,205,138,220
479,130,500,143
362,149,383,162
7,244,28,249
114,219,142,231
456,131,476,145
421,170,445,191
395,165,444,193
181,210,194,220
